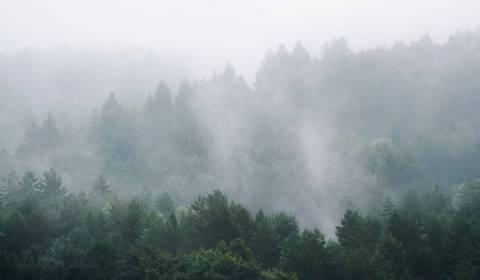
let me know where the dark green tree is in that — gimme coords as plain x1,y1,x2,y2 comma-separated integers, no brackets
120,199,144,246
250,210,279,267
280,229,333,280
185,240,262,280
186,190,239,249
336,209,381,250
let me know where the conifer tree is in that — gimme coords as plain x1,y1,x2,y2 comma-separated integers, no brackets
39,169,66,196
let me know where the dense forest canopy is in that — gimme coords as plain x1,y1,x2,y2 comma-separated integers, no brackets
1,28,480,279
2,30,480,230
1,171,480,279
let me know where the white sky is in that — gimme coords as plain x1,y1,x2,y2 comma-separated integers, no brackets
0,0,479,79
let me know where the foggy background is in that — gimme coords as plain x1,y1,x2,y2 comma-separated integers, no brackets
1,0,480,236
1,0,479,80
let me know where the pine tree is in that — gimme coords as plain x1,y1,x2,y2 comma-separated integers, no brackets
19,171,38,194
280,229,328,280
272,212,299,241
336,209,381,250
336,209,364,249
219,63,236,83
145,81,172,117
250,210,279,266
97,92,139,168
161,213,180,254
188,190,238,249
174,79,207,157
39,169,66,196
121,199,144,245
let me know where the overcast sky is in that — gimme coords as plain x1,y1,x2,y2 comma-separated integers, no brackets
1,0,479,79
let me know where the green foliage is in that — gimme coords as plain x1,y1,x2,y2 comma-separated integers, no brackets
261,268,297,280
185,240,262,280
367,138,422,187
113,249,181,280
16,113,62,158
280,229,345,280
249,211,299,267
0,169,479,280
454,179,480,218
39,169,66,197
120,199,145,246
185,190,251,250
336,209,381,250
4,31,480,240
250,210,280,266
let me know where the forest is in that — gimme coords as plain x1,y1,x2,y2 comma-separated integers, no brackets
1,28,480,279
0,170,479,279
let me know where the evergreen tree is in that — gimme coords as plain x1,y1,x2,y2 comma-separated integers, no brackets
39,168,66,197
174,79,208,158
187,190,239,249
280,229,329,280
121,199,144,246
454,179,480,218
336,209,381,250
161,212,180,254
145,80,173,118
272,212,299,241
185,240,263,280
96,92,140,172
250,210,279,266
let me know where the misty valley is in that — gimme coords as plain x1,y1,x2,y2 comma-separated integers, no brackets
1,30,480,279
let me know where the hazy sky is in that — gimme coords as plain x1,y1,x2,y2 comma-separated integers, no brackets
1,0,479,79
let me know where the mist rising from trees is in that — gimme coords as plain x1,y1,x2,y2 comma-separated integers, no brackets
2,23,480,279
1,30,480,236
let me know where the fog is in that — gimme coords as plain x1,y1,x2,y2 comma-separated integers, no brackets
1,1,480,237
1,0,479,79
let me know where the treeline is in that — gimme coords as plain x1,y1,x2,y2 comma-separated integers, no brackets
1,170,480,279
2,31,480,200
1,30,480,236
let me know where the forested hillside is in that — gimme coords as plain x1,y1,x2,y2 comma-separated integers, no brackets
1,29,480,279
1,170,480,279
2,31,480,232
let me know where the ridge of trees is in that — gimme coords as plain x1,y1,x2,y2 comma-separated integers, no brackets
1,170,480,279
